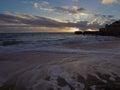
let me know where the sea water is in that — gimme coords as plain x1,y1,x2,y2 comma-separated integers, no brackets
0,33,120,90
0,33,119,53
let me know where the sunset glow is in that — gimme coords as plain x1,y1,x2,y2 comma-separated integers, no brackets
86,29,99,32
69,27,80,32
0,1,120,90
0,0,120,33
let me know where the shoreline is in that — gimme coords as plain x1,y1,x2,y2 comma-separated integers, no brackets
0,40,120,77
64,40,120,50
0,40,120,90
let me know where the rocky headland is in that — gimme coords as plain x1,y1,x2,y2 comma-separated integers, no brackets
75,20,120,36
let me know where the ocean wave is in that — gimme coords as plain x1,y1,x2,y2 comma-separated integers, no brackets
0,33,119,54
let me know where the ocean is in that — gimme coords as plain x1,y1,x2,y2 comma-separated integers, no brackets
0,33,118,53
0,33,120,90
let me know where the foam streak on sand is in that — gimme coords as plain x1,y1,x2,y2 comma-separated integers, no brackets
0,38,120,90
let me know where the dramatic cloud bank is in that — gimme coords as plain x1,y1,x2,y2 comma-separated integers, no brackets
0,13,113,33
0,13,67,27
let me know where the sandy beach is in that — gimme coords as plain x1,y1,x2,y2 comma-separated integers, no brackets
0,40,120,90
0,0,120,89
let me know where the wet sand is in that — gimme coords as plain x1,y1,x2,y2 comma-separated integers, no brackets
0,51,76,77
0,40,120,90
65,40,120,50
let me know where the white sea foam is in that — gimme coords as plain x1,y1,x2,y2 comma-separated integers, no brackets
0,53,119,90
0,33,119,54
0,33,120,90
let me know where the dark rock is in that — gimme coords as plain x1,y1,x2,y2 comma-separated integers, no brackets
77,74,85,83
86,74,105,86
48,87,54,90
57,77,68,87
75,20,120,36
96,72,110,81
99,20,120,36
0,84,27,90
74,31,83,34
45,76,50,81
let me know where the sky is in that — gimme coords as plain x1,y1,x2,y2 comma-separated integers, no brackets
0,0,120,33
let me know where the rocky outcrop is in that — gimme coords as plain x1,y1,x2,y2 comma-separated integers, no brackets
75,20,120,36
75,30,100,35
74,31,83,34
99,20,120,36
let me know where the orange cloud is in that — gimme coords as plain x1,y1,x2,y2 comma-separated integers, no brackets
102,0,118,5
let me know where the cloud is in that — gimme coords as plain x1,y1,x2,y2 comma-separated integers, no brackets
94,14,114,19
0,13,66,27
88,18,105,28
34,1,54,12
0,13,85,28
34,1,49,8
54,6,85,15
87,17,114,30
0,13,111,33
33,1,88,23
102,0,118,5
41,1,49,5
33,1,86,15
92,14,114,27
34,2,40,9
0,26,74,33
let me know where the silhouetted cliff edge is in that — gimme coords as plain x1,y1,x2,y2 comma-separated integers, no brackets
99,20,120,36
75,20,120,36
